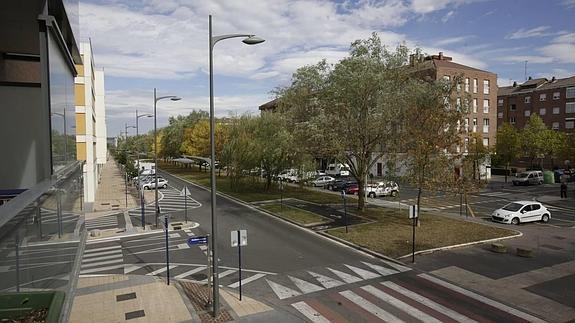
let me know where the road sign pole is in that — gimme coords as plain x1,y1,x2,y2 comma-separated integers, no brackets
165,215,170,285
184,189,188,223
207,234,212,308
237,230,242,301
342,191,348,233
412,206,416,264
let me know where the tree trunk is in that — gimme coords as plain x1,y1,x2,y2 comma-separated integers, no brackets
357,178,365,211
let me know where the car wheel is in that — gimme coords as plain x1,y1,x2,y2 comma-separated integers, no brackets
162,184,167,189
391,191,397,197
512,182,516,186
541,214,550,223
539,180,543,185
144,186,150,190
511,217,520,225
368,192,375,198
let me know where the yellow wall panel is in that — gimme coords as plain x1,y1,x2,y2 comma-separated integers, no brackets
75,64,84,76
76,142,86,161
75,84,85,106
76,113,86,135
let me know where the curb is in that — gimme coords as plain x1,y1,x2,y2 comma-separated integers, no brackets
534,197,575,211
396,230,523,259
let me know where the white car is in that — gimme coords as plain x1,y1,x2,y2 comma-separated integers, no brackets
491,201,551,225
142,178,168,190
311,176,335,187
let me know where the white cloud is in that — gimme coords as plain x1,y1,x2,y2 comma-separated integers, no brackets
506,26,551,39
410,0,480,14
497,78,516,87
539,43,575,63
435,35,470,46
535,68,575,80
441,10,455,23
495,55,554,64
563,0,575,8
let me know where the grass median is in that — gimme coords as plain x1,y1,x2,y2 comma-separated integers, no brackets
161,162,517,259
327,207,517,258
260,203,330,226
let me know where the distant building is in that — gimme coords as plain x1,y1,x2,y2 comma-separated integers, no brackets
497,76,575,132
107,137,118,148
75,42,107,211
259,98,278,113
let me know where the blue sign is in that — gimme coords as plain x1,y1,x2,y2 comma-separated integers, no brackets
187,236,208,246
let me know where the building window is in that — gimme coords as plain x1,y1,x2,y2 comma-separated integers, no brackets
456,97,461,110
464,118,469,132
509,117,516,124
483,80,490,94
473,118,477,132
567,102,575,113
524,96,531,104
464,137,469,153
566,121,575,129
553,107,560,114
473,78,478,93
552,122,559,130
457,82,461,92
443,75,451,82
510,104,516,111
482,138,489,147
539,93,546,101
483,99,489,113
498,99,503,106
498,112,503,118
567,87,575,98
483,118,489,133
473,98,478,113
465,78,470,92
539,108,546,115
525,110,531,117
553,92,560,100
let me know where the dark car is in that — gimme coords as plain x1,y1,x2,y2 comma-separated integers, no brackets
328,179,357,191
345,184,359,195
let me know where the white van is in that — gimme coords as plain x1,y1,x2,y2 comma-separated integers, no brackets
326,163,350,177
512,171,543,186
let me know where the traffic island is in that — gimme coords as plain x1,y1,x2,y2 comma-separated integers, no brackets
0,291,65,323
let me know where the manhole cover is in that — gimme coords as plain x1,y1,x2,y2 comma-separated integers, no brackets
191,273,208,280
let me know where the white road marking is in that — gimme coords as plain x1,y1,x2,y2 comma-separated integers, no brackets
175,266,206,279
326,267,361,284
81,258,122,269
84,245,121,253
177,243,189,249
124,264,145,274
146,265,177,276
378,259,411,272
419,274,546,323
344,264,379,280
307,271,344,289
339,290,404,322
228,273,266,288
83,249,122,258
361,262,399,276
362,285,442,323
289,276,324,294
169,233,181,238
81,254,122,263
381,281,478,323
80,264,125,274
291,301,330,323
266,279,301,299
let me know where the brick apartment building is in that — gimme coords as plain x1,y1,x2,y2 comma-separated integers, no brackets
497,76,575,132
414,52,498,151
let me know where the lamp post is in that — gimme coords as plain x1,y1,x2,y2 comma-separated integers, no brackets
153,88,181,228
209,14,264,316
136,110,153,228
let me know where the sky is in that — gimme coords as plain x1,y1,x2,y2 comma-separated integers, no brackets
78,0,575,137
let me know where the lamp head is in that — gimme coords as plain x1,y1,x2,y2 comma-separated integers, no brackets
171,97,182,101
242,36,265,45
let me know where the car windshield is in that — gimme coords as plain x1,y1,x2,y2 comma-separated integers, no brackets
517,173,529,178
502,203,523,212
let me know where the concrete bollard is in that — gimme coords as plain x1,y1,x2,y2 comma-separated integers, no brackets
490,243,507,253
516,247,534,258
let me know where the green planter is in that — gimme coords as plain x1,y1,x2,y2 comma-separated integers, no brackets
0,291,65,323
543,171,554,184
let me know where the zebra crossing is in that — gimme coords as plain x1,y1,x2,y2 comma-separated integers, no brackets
39,208,80,225
80,243,124,275
85,214,119,231
128,187,201,220
264,260,411,300
290,273,546,323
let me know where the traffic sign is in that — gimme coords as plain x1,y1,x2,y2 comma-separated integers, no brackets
409,205,418,219
180,186,191,196
231,230,247,247
187,236,208,246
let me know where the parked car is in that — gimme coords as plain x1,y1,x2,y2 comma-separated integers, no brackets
366,181,399,198
327,179,357,191
315,170,327,177
345,184,359,195
491,201,550,225
325,163,350,177
142,177,168,190
512,171,543,186
311,176,335,187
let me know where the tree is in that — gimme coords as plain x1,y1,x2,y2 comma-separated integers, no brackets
495,123,521,182
402,76,465,220
220,115,260,189
541,129,567,168
521,114,547,168
277,34,413,210
181,120,227,161
466,132,491,182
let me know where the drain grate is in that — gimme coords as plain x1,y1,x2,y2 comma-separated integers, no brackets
125,310,145,320
116,292,137,302
191,273,208,281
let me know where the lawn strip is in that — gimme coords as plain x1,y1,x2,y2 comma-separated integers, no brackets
260,203,331,226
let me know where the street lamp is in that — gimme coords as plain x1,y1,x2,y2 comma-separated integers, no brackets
154,88,181,228
208,14,264,316
136,110,153,229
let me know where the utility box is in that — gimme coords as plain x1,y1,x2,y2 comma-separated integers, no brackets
543,171,554,184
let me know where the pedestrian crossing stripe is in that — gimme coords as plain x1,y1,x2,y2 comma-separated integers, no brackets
307,271,344,289
289,275,324,294
266,279,301,299
291,301,330,323
339,290,403,322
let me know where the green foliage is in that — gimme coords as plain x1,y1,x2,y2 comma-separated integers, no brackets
521,114,547,167
160,110,209,158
